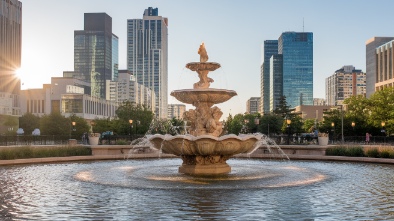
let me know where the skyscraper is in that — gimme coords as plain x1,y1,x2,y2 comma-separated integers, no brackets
127,7,168,119
269,54,283,112
0,0,22,94
278,32,313,108
365,37,394,97
260,40,278,114
74,13,118,99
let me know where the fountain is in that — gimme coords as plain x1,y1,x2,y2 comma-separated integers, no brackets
148,43,262,175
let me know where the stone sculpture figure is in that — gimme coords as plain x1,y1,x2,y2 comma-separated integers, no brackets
206,106,223,137
198,42,209,62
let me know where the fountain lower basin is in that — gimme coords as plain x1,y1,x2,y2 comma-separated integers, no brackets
148,134,261,175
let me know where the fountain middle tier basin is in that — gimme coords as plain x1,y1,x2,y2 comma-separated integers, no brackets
148,134,261,175
148,134,260,156
170,89,237,106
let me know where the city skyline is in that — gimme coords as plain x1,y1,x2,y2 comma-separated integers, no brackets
19,0,394,117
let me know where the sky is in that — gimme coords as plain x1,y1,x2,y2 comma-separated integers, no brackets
18,0,394,118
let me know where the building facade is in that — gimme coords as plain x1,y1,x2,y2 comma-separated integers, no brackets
375,40,394,91
0,0,22,119
325,65,366,106
260,40,278,114
246,97,260,114
106,70,156,112
365,37,394,97
278,32,313,108
269,54,283,112
20,77,118,120
127,7,168,119
168,104,186,119
74,13,118,99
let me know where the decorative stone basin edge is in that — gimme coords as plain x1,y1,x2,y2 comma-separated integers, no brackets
147,134,262,156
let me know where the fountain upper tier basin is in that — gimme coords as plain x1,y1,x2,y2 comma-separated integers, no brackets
186,62,221,71
170,89,237,106
147,134,260,156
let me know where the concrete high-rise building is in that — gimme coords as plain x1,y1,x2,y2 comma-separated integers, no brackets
375,40,394,91
278,32,313,108
325,65,366,106
269,54,283,112
0,0,21,95
74,13,118,99
127,7,168,119
0,0,22,120
246,97,260,114
366,37,394,97
105,70,155,112
168,104,186,119
260,40,278,114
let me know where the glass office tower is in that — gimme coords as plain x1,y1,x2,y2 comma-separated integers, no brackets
0,0,22,94
127,7,168,118
269,54,283,112
278,32,313,108
74,13,117,99
260,40,278,114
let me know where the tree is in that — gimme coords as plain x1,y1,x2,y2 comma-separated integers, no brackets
224,113,244,135
273,96,292,117
40,112,69,135
368,87,394,134
115,101,154,135
69,114,90,139
19,113,40,135
259,114,283,135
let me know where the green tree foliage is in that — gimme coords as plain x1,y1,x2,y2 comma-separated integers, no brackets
224,113,244,135
258,114,283,135
368,87,394,133
114,101,154,135
69,114,90,139
302,119,316,133
19,113,40,135
273,96,292,117
40,112,70,135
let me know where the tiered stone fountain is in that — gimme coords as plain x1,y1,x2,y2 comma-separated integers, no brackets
148,43,261,175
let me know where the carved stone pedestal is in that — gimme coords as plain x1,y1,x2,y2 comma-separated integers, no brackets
179,163,230,175
179,155,231,175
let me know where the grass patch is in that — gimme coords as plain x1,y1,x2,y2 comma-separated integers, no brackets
0,146,92,160
364,146,394,158
326,146,394,159
325,146,365,157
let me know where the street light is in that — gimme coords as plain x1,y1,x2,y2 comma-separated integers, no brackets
331,122,335,144
254,117,259,133
335,104,344,144
72,122,76,131
286,118,291,145
381,121,386,143
129,119,133,140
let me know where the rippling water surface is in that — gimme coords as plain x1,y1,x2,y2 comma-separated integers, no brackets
0,159,393,220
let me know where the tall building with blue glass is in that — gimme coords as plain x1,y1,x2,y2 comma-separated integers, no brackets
74,13,118,99
127,7,168,119
278,32,313,108
260,40,278,114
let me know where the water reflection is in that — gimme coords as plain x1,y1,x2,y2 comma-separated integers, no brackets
0,159,393,220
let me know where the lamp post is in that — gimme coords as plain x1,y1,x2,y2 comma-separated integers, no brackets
334,104,344,144
381,121,386,143
254,118,259,134
129,119,133,140
286,118,291,145
71,121,76,139
331,122,335,144
351,122,355,143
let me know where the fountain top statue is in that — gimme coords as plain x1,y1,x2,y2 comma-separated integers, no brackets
149,43,261,175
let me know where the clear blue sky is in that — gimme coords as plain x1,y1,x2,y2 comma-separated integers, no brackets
19,0,394,117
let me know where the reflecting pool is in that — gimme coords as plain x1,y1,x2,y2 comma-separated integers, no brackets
0,159,393,220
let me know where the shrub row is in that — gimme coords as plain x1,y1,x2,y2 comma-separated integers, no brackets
0,146,92,160
326,146,394,158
